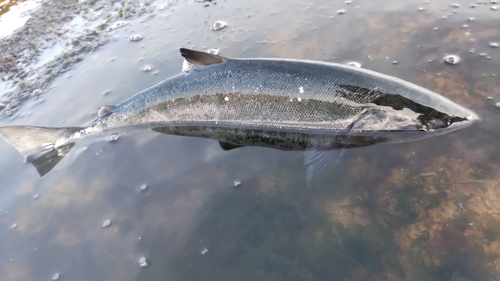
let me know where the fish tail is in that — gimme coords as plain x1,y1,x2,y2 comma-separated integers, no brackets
0,125,82,176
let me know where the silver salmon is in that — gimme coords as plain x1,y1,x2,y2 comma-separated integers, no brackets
0,48,478,177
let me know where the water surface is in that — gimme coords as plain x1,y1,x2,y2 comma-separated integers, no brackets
0,0,499,280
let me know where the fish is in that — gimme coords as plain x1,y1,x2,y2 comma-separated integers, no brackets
0,48,478,178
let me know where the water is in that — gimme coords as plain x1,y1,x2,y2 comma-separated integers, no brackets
0,0,499,280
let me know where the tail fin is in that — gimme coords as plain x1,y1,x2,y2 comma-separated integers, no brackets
0,126,80,176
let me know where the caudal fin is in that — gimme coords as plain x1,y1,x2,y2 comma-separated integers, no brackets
0,126,80,176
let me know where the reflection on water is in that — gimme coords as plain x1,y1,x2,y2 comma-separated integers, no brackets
0,0,500,280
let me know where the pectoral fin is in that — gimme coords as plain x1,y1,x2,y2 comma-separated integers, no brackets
304,148,345,184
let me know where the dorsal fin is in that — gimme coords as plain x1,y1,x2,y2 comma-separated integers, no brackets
179,48,226,72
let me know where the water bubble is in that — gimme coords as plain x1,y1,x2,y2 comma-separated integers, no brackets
32,194,39,199
142,65,153,72
443,54,460,65
470,4,477,7
102,219,111,228
492,5,498,10
139,183,148,191
52,273,60,280
233,179,241,187
450,3,460,8
207,48,219,55
102,89,111,95
224,96,229,102
138,257,148,267
211,21,227,31
109,21,128,30
129,34,143,42
468,17,475,21
345,0,352,4
32,89,42,96
201,248,208,254
496,102,500,108
493,0,499,4
489,42,499,48
479,52,488,57
297,97,302,102
97,105,114,117
418,7,425,11
392,60,399,65
336,9,346,15
11,223,17,229
107,133,119,142
344,61,361,68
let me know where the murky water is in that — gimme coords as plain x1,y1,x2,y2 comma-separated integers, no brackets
0,0,500,280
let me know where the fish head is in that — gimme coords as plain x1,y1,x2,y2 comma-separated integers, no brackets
349,79,478,141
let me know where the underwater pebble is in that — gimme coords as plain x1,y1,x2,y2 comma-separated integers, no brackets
142,65,152,72
336,9,346,15
129,34,143,42
211,21,227,31
139,183,148,191
489,42,499,48
52,273,60,280
138,257,148,267
107,133,119,142
207,48,219,55
233,179,241,187
443,54,460,65
102,219,111,228
201,248,208,255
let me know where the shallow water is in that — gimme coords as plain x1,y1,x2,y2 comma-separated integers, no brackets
0,0,500,280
